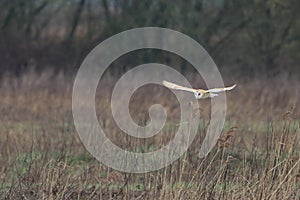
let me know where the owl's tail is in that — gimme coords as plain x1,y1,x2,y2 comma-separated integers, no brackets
209,93,218,98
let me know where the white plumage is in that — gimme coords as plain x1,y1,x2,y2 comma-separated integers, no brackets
162,80,236,99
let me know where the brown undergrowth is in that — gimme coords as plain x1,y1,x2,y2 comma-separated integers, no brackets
0,69,299,199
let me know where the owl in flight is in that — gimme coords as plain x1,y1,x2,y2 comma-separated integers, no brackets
162,80,236,99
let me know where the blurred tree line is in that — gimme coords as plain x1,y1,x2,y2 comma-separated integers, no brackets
0,0,300,76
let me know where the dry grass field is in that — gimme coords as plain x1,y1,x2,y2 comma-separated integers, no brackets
0,69,299,199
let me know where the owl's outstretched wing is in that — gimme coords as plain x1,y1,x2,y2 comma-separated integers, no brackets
162,80,197,93
207,84,236,93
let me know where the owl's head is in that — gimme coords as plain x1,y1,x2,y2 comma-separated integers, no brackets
194,92,202,99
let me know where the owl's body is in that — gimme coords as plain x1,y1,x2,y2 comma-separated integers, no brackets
162,80,236,99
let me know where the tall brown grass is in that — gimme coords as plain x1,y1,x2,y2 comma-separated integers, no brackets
0,69,299,199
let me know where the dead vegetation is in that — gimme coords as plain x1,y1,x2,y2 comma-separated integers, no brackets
0,69,299,199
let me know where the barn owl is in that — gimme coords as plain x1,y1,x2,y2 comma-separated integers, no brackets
162,80,236,99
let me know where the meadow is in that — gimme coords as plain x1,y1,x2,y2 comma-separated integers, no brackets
0,69,299,199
